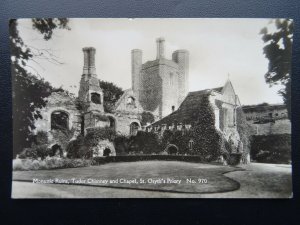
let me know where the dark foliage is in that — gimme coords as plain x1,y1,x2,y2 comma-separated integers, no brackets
191,94,222,161
10,19,70,157
161,129,191,154
66,135,86,159
130,131,161,154
18,144,50,160
260,19,293,120
140,111,155,126
84,127,116,146
113,135,133,155
99,80,124,112
251,134,291,164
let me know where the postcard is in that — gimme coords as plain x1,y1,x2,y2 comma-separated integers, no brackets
11,18,293,198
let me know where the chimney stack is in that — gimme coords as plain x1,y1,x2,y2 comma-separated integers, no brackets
82,47,96,76
156,37,165,59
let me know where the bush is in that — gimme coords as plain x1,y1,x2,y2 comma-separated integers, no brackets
35,130,49,145
84,127,116,145
130,131,161,154
113,135,131,155
13,157,92,171
18,144,50,160
250,134,291,164
66,127,117,159
66,135,86,158
161,129,191,155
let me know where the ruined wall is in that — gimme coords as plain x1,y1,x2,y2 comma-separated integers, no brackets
34,92,81,149
34,92,81,133
248,119,291,135
243,105,291,135
113,111,141,135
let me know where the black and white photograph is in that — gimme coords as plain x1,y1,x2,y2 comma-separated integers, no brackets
11,18,293,198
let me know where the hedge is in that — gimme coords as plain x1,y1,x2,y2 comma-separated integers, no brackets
93,155,210,165
250,134,291,164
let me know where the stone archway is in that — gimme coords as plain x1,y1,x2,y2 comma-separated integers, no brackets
166,144,178,155
103,148,111,157
51,144,63,157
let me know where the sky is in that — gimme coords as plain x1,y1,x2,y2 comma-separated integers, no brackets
17,18,286,105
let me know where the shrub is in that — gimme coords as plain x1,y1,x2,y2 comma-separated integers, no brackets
13,157,92,171
161,129,191,155
130,131,161,154
18,144,50,160
66,127,117,159
113,134,131,155
84,127,116,146
66,135,85,158
250,134,291,164
35,130,49,145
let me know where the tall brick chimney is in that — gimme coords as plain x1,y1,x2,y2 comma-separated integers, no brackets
131,49,142,99
156,37,165,59
82,47,96,77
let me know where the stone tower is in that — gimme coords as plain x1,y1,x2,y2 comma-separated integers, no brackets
131,49,142,100
131,38,189,118
172,50,189,105
78,47,106,132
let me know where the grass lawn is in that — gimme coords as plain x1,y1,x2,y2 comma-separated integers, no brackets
12,161,292,198
13,161,241,196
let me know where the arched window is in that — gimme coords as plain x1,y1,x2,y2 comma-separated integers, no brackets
91,92,101,104
188,139,194,151
51,111,69,130
130,122,139,135
108,116,116,130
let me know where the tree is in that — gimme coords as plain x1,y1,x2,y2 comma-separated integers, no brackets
192,94,221,161
99,80,124,112
10,19,70,157
260,19,293,120
140,111,155,126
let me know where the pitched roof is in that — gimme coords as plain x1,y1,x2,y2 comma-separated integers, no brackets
151,89,212,126
211,87,223,93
